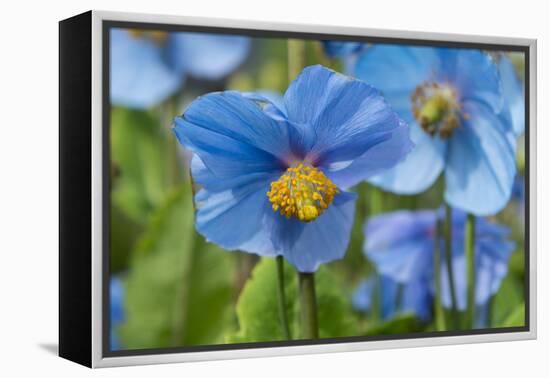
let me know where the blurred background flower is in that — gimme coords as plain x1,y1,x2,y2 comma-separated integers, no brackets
352,46,517,216
110,29,251,109
362,208,514,327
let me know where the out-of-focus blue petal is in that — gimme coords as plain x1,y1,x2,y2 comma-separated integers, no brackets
110,29,182,109
168,33,250,80
354,45,439,94
174,91,296,178
110,276,125,351
445,101,516,215
440,216,514,311
499,56,525,136
283,65,412,180
352,275,432,321
368,121,446,194
352,278,376,312
364,210,436,283
437,49,502,113
267,191,357,272
321,41,363,58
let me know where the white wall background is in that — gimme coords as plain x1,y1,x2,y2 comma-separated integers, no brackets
0,0,546,376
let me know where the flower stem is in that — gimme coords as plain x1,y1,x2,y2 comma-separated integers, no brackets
276,256,292,339
433,219,447,331
298,272,319,339
444,204,459,329
464,213,476,329
288,39,306,82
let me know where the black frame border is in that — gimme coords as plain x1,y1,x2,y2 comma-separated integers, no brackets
101,19,531,359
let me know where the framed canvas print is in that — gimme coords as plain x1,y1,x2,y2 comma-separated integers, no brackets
59,10,537,368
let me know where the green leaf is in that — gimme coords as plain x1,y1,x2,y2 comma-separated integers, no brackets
501,303,525,327
228,258,356,343
119,185,234,348
491,273,525,327
111,107,171,224
364,313,424,336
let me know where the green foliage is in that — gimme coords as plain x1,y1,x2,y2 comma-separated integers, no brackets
111,107,171,224
228,258,357,343
365,313,424,336
119,185,234,348
110,205,142,273
491,271,525,327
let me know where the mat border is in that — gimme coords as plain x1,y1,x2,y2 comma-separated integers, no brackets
90,10,537,368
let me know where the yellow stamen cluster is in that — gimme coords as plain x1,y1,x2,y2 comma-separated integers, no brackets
267,164,338,222
411,81,462,139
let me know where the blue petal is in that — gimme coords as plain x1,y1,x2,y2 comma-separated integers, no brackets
364,210,436,283
354,45,439,96
194,183,278,256
499,56,525,137
283,65,412,182
110,276,125,323
352,278,376,312
445,101,516,215
368,121,446,194
322,41,363,58
400,278,433,321
168,33,250,80
110,29,182,108
267,191,357,272
174,91,296,178
439,215,514,310
437,49,502,113
327,119,414,189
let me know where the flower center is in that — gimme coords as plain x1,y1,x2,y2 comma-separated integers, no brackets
128,30,169,45
267,164,338,222
411,81,461,138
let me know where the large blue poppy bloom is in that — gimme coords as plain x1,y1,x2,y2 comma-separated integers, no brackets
110,29,251,109
353,46,518,216
110,276,125,350
362,209,514,327
174,65,413,272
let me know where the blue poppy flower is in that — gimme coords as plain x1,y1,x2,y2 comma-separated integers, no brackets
110,276,125,350
363,209,514,327
321,41,364,59
110,29,251,109
174,65,413,272
353,274,432,321
353,45,518,216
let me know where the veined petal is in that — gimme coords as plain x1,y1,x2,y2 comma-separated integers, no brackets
174,91,296,178
367,121,445,194
266,191,357,272
110,29,182,109
168,33,250,80
327,119,414,189
194,182,277,256
445,101,516,216
283,65,412,174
